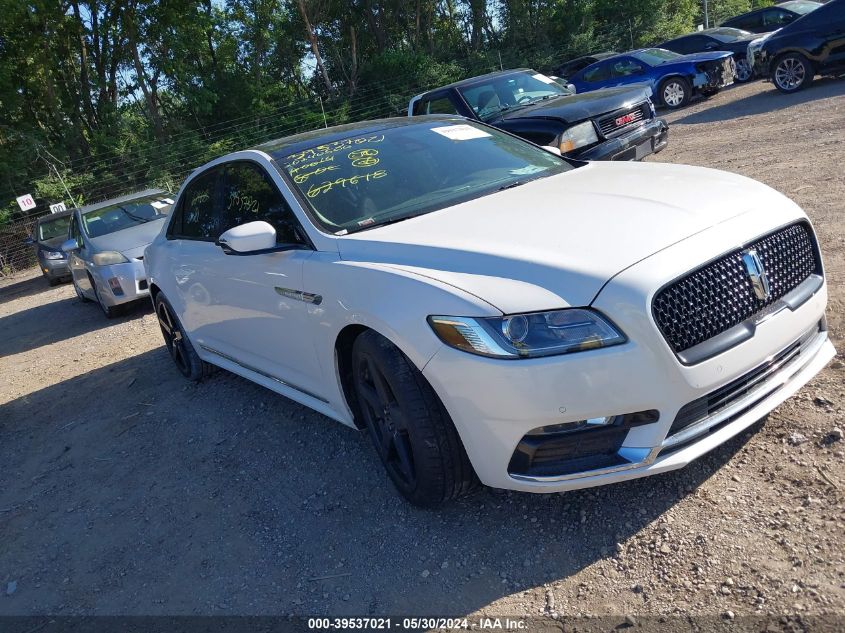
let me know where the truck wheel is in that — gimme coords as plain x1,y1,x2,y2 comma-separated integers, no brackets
659,77,690,109
773,53,813,93
351,330,479,507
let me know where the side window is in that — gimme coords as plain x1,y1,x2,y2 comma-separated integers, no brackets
422,95,459,115
583,62,610,83
170,169,221,240
221,162,305,245
612,59,644,77
764,9,795,27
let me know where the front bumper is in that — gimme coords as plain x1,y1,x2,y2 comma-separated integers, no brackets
39,257,70,279
91,259,150,307
423,216,833,493
575,118,668,162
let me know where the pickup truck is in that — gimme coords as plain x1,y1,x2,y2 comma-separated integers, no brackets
408,68,668,161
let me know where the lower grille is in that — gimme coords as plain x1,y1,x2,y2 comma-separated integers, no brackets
668,325,819,441
597,103,648,137
653,222,819,355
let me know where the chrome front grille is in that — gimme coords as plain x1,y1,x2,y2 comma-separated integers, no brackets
597,103,648,137
652,223,820,354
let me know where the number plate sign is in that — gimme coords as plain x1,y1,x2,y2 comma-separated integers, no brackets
49,202,67,214
16,194,36,212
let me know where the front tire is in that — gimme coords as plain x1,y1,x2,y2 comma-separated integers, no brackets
73,277,90,302
351,330,478,507
154,293,210,381
659,77,691,109
773,53,813,93
94,281,122,318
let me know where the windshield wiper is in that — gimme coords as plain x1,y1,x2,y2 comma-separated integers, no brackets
497,180,526,191
117,205,153,223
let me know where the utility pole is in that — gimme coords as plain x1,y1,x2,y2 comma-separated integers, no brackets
704,0,710,29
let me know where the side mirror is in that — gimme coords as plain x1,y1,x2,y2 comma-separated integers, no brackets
61,238,79,252
217,221,277,255
704,41,718,50
23,236,35,245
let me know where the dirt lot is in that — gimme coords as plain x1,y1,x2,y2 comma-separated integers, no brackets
1,78,844,626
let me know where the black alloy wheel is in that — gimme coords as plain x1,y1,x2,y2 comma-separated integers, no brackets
156,297,190,376
154,293,210,381
356,351,418,491
351,330,478,507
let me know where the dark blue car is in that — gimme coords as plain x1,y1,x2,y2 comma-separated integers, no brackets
569,48,737,109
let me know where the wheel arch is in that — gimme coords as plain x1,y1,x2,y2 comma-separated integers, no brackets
334,322,427,431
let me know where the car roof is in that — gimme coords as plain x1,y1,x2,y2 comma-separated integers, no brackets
35,209,75,223
412,69,538,95
77,188,170,215
255,115,466,159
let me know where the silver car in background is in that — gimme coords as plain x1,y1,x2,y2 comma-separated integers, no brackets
61,189,174,317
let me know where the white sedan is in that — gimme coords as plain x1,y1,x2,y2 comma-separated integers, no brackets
144,117,834,506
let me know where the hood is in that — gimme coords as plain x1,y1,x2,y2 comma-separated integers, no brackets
39,236,67,251
336,162,781,314
495,86,651,124
665,51,734,64
88,217,166,259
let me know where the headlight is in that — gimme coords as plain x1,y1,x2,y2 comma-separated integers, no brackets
44,250,64,260
428,309,626,359
92,251,129,265
558,121,599,153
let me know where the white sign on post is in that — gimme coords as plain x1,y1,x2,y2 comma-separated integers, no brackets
16,194,36,212
49,202,67,214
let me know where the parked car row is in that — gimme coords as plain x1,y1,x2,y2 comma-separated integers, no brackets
554,0,842,100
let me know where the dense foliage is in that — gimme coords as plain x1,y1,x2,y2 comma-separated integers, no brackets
0,0,771,223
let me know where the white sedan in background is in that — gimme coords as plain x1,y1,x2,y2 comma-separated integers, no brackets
62,189,174,317
144,117,834,506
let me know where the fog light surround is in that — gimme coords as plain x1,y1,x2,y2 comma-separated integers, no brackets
108,277,124,296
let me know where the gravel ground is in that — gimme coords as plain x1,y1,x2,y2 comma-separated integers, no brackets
1,78,843,626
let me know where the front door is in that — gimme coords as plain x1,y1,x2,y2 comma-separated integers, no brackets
190,160,326,400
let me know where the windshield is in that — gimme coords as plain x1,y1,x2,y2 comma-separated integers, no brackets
781,0,821,14
458,71,571,121
632,48,682,65
82,194,173,238
708,27,751,42
275,121,573,234
38,215,71,241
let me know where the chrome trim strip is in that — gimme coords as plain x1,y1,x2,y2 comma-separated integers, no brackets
274,286,322,305
199,344,329,403
662,330,828,450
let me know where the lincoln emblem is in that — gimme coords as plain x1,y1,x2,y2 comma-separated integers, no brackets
741,249,771,301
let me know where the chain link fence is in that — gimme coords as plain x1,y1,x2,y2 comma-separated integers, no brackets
0,216,38,278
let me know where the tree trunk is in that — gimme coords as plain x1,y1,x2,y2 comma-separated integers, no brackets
296,0,334,95
70,0,98,130
125,4,165,142
469,0,486,50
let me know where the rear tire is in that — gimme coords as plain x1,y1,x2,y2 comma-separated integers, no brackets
659,77,691,109
351,330,479,507
772,53,813,93
154,293,212,381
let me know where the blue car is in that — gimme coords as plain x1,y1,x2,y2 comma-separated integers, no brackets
569,48,737,109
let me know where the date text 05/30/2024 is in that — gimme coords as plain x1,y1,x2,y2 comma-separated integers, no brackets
307,617,527,630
